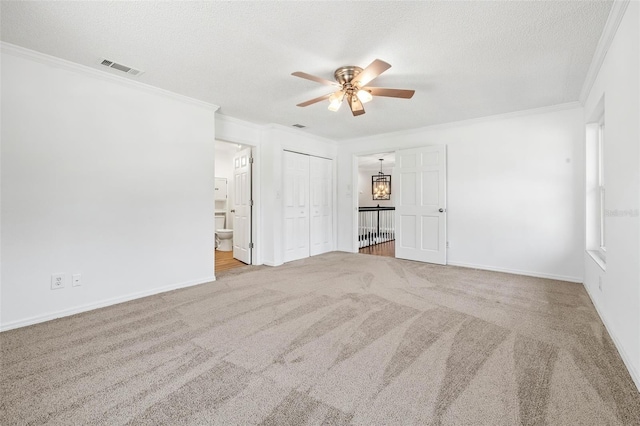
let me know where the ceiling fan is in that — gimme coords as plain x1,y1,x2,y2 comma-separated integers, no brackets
292,59,415,117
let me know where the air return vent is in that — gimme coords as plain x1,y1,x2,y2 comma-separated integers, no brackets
100,58,144,76
292,124,306,128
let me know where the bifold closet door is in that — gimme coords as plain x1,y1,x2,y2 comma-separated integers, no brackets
310,156,332,256
283,151,310,262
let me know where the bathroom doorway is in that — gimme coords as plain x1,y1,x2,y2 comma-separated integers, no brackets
214,140,252,273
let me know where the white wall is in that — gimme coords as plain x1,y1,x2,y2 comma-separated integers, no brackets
1,45,218,330
216,114,337,266
338,104,585,282
215,142,236,182
583,1,639,389
215,114,261,146
213,116,338,267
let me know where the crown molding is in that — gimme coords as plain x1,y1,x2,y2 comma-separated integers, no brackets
215,113,263,130
344,101,582,145
266,122,339,146
579,0,630,103
214,115,339,147
214,113,263,146
1,42,220,112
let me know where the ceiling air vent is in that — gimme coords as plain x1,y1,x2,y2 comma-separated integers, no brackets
292,124,306,129
100,58,144,76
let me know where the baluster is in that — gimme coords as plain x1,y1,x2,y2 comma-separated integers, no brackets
358,211,361,248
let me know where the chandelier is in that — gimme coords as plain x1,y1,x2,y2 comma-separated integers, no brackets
372,159,391,200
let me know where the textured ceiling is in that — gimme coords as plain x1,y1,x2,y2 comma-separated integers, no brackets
1,1,612,140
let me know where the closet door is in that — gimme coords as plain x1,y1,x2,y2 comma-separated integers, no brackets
283,151,310,262
310,156,332,256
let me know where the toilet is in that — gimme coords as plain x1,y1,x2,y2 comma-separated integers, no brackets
215,213,233,251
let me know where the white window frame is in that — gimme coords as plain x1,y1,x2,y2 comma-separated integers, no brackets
585,97,606,270
597,118,606,258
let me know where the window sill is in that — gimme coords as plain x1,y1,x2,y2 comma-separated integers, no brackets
587,250,606,271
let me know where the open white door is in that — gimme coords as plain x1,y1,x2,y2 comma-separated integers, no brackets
395,145,447,264
310,156,332,256
232,147,252,264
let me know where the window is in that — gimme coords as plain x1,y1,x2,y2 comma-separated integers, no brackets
597,119,606,256
586,96,605,269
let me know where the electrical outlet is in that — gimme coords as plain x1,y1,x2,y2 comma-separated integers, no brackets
598,276,602,291
51,274,65,290
72,273,82,287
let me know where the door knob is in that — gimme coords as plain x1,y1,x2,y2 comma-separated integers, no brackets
230,209,236,213
439,208,444,213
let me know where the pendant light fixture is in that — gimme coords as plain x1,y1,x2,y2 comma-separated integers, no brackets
372,159,391,200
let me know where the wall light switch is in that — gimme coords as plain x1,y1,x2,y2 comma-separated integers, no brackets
51,274,65,290
72,274,82,287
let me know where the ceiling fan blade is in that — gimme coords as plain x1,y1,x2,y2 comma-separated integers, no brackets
292,71,340,87
351,59,391,87
366,87,415,99
348,94,366,116
296,92,333,107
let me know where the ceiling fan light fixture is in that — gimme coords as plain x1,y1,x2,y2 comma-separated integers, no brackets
328,91,344,112
328,99,342,112
292,59,413,116
356,89,373,104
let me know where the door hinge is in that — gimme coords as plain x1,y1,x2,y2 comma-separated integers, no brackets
250,199,254,206
249,157,254,164
249,242,254,249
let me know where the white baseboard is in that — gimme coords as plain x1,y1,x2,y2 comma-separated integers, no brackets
583,284,640,392
0,276,216,332
447,261,583,283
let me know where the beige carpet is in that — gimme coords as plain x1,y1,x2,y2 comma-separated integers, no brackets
1,252,639,425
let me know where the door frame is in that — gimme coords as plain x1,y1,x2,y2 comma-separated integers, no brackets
350,145,448,263
215,138,261,267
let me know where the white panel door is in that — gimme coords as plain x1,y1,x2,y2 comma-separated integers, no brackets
310,156,332,256
395,145,447,264
284,151,310,262
232,147,252,264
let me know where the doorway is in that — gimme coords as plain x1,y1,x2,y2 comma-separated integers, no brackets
357,152,396,258
214,140,253,273
355,145,448,265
